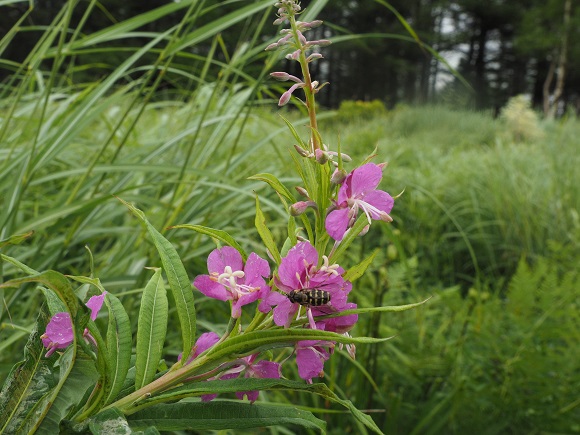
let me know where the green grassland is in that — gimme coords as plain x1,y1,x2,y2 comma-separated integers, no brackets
1,93,578,433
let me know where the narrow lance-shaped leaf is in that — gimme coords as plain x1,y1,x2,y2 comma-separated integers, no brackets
103,293,132,406
0,308,54,433
254,194,281,264
248,173,296,204
127,401,325,432
135,268,168,390
118,198,196,361
344,249,379,282
170,224,247,261
329,214,368,264
146,378,383,435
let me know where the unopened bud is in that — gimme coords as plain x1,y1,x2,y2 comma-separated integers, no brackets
330,168,347,184
315,149,329,164
379,211,393,223
306,39,332,48
286,50,301,60
358,225,370,237
306,53,323,62
265,42,279,51
295,186,309,198
294,144,310,157
289,201,317,216
377,162,389,171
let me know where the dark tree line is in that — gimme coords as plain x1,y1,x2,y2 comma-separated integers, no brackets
1,0,578,114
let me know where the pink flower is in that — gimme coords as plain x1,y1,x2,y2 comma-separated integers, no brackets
263,241,352,328
193,247,270,318
295,340,331,383
41,293,107,357
178,331,221,402
234,354,282,403
325,163,394,241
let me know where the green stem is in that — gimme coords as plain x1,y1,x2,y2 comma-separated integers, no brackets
289,13,319,152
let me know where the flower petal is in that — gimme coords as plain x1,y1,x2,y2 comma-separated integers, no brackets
86,292,107,321
194,332,220,357
296,345,327,381
350,163,383,197
325,208,350,241
362,190,394,218
273,297,298,327
252,360,281,379
193,275,230,301
243,252,270,286
207,246,243,275
277,241,317,289
42,312,73,347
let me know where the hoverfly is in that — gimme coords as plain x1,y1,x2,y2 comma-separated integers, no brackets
287,289,331,308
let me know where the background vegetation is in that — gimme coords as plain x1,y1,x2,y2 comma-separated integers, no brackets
1,0,578,433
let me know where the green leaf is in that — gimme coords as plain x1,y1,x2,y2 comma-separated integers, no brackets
0,308,55,433
0,253,39,275
127,401,325,432
118,198,196,362
0,230,34,249
170,224,247,261
248,173,296,204
279,113,308,148
254,195,281,264
168,1,272,55
329,215,369,264
344,249,379,282
89,408,132,435
135,268,168,390
103,293,132,406
36,350,100,434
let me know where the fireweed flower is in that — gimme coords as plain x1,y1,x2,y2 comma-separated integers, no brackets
203,354,281,403
231,354,282,403
193,247,270,318
41,292,107,357
295,340,332,383
325,163,394,241
262,241,352,329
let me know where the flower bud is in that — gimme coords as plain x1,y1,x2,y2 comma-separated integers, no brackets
377,162,389,171
294,144,310,157
330,168,347,184
306,53,323,62
289,201,317,216
265,42,279,51
358,225,370,237
270,71,291,80
295,186,309,197
278,90,292,106
315,149,329,164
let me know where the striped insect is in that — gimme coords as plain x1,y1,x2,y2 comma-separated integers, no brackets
287,289,331,308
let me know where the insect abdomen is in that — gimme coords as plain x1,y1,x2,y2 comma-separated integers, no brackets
288,289,330,307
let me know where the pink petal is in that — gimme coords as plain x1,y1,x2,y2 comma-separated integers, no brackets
86,292,107,321
277,242,317,289
252,360,281,379
273,298,298,327
236,389,260,402
349,163,383,197
296,346,325,381
193,275,230,301
325,208,350,241
207,247,243,275
362,190,394,217
243,252,270,286
194,332,220,357
42,312,73,347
